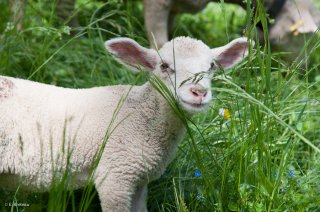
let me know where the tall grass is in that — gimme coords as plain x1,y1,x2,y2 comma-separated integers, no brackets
0,0,319,211
148,1,320,211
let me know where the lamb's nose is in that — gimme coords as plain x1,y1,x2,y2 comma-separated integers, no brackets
190,86,207,98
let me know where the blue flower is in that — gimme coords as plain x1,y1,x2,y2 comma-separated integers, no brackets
196,193,205,201
289,170,294,177
194,170,201,177
274,172,278,179
280,188,285,193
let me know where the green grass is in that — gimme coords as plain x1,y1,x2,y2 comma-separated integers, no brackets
1,0,320,211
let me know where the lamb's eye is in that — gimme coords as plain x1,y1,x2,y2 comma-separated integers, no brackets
160,63,174,74
209,62,216,72
160,63,169,70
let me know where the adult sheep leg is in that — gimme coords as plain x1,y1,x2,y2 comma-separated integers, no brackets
9,0,26,31
56,0,79,29
144,0,171,49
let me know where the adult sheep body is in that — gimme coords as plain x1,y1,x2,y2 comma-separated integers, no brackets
144,0,320,54
0,36,251,211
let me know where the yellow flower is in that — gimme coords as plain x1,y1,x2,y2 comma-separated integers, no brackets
219,108,231,119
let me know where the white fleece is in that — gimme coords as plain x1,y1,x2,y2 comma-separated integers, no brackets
0,76,184,211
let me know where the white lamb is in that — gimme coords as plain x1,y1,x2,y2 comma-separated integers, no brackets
0,36,252,211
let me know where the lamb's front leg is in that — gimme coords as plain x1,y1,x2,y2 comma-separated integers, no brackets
95,172,135,212
131,184,148,212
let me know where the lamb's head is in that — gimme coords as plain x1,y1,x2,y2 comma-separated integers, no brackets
105,37,251,113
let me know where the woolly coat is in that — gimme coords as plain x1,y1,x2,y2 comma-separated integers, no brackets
0,76,185,211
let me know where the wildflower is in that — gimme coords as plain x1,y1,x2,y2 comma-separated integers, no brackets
274,172,278,179
194,170,201,177
219,108,231,119
62,26,71,35
196,193,205,201
289,170,294,177
4,22,14,33
311,100,320,106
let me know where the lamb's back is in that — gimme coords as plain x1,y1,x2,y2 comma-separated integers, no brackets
0,76,131,189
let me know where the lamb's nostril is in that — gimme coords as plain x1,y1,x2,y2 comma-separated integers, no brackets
203,91,207,97
190,88,197,97
191,90,199,97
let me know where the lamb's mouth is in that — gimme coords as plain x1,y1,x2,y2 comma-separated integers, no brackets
181,99,208,109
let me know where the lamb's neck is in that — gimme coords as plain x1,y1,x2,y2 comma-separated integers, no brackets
133,82,186,177
139,82,182,122
126,82,186,143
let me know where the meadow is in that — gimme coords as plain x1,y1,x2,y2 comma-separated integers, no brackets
0,0,320,211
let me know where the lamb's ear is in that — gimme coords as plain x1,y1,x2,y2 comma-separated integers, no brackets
212,37,254,69
105,38,159,72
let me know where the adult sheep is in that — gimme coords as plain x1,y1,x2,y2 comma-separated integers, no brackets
0,36,252,211
144,0,320,57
